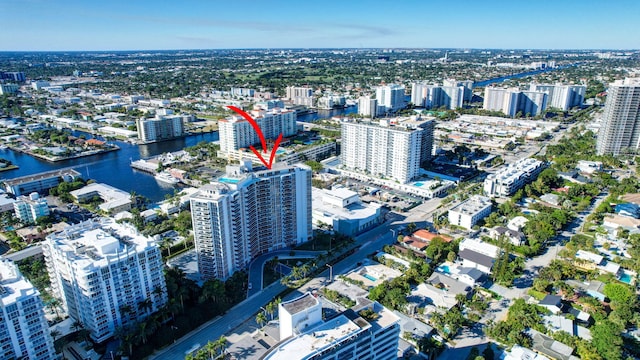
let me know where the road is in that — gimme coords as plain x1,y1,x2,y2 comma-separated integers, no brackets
246,250,325,298
150,216,404,360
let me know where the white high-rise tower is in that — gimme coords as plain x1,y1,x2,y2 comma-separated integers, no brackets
190,161,312,280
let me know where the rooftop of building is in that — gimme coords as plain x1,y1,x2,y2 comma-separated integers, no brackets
312,189,380,221
264,314,362,360
0,257,39,305
3,168,81,186
449,195,492,215
280,292,319,315
46,218,157,269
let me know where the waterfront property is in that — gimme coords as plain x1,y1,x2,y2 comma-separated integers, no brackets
3,168,82,196
70,182,133,214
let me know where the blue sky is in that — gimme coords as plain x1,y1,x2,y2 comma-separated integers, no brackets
1,0,638,51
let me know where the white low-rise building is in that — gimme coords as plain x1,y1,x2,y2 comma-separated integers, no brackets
13,192,49,224
448,195,492,230
484,158,545,197
70,183,132,214
312,186,382,236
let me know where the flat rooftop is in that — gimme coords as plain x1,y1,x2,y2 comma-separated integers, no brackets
3,168,81,186
449,195,491,215
281,292,319,315
263,314,361,360
0,257,39,306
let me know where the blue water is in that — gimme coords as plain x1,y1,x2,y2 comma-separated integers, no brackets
473,64,576,88
619,273,633,284
438,265,451,274
362,273,377,282
0,131,219,202
414,182,424,187
218,177,240,184
296,107,358,122
276,149,286,155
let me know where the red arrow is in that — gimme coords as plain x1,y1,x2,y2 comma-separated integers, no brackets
227,106,283,169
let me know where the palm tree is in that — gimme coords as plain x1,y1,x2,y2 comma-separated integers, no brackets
50,329,61,341
215,336,227,357
71,320,83,333
138,298,153,316
265,301,276,320
256,311,267,328
206,340,217,360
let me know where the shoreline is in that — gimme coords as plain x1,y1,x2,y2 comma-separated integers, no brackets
7,145,120,163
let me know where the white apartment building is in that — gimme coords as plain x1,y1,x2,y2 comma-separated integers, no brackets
13,192,49,224
483,87,547,117
529,83,586,111
358,96,378,118
443,79,474,102
0,258,56,360
44,218,167,343
376,84,405,113
31,80,50,91
596,78,640,156
136,115,185,143
190,161,312,280
341,117,434,184
286,86,314,107
483,158,546,197
69,183,133,214
411,83,464,110
448,195,492,230
266,293,400,360
218,108,297,157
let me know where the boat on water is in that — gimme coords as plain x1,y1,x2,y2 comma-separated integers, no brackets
154,172,180,185
0,145,8,150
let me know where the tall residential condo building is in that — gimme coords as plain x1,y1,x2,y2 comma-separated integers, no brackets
358,96,378,118
264,293,400,360
411,82,464,110
483,87,548,117
529,83,586,111
341,117,434,183
0,258,56,360
136,115,185,143
218,108,297,158
190,161,312,280
44,218,167,343
596,78,640,156
285,86,314,107
375,84,405,113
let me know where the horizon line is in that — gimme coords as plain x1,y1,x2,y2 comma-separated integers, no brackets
0,47,639,53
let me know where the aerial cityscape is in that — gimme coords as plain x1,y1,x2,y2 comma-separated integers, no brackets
1,2,640,360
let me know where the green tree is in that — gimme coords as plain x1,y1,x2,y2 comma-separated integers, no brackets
591,320,623,360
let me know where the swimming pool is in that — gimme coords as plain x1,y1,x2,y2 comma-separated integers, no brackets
414,182,424,187
619,272,634,284
218,177,240,184
362,273,377,282
437,265,451,274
